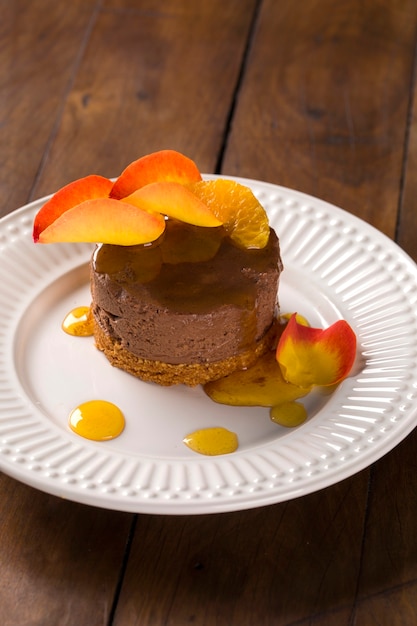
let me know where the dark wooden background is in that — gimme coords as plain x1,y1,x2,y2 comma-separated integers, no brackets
2,1,417,624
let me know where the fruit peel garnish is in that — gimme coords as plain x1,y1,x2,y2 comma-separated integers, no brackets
276,313,357,388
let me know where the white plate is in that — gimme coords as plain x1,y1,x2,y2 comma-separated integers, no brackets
1,176,417,515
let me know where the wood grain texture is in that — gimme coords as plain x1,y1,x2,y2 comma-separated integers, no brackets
223,0,417,237
355,583,417,625
0,475,132,626
30,0,258,199
0,0,98,217
397,61,417,263
113,474,368,625
353,428,417,620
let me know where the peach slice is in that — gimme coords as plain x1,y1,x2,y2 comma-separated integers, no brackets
33,175,113,242
110,149,202,199
37,198,166,245
276,314,357,387
122,181,223,227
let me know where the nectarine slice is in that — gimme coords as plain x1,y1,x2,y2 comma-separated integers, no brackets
110,149,202,199
33,175,113,242
37,198,166,245
122,182,222,227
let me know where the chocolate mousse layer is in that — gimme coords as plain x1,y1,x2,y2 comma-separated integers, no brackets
90,220,283,385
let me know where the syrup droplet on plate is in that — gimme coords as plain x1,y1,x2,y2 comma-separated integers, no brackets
183,426,238,456
69,400,125,441
62,306,94,336
270,401,308,427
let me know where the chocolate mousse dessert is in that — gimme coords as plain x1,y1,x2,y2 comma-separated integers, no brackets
32,149,283,387
91,220,283,386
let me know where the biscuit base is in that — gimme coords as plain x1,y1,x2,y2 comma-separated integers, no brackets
93,320,278,387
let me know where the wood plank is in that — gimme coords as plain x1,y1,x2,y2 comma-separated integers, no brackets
355,581,417,625
353,431,417,616
113,475,368,625
223,0,417,238
343,4,417,618
31,0,258,199
0,4,136,623
0,0,98,216
0,475,132,626
396,52,417,263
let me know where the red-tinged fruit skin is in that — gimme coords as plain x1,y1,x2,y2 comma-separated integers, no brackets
33,175,113,242
37,198,166,245
123,181,223,227
276,314,357,387
110,149,202,199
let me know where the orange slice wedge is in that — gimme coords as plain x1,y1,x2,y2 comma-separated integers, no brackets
188,179,270,249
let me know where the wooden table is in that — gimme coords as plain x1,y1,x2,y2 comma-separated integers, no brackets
2,1,417,624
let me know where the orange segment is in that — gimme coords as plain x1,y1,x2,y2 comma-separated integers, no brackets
188,179,270,249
